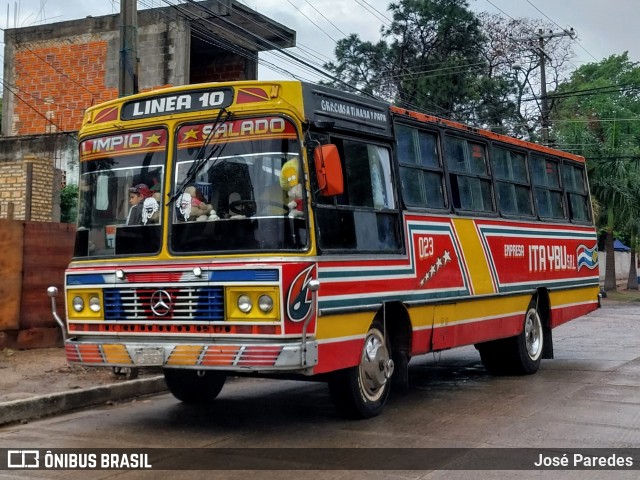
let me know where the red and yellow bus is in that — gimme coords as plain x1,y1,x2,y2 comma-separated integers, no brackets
49,80,600,418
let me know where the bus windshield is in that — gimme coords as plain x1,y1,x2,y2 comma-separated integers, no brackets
170,116,308,253
74,128,167,258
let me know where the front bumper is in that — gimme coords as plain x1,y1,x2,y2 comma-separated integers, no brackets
64,338,318,374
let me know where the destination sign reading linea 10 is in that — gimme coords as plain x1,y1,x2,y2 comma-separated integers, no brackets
121,88,234,120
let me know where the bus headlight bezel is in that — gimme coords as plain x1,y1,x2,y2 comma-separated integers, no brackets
225,286,280,321
237,294,253,313
67,290,104,320
72,296,85,312
258,294,274,313
89,296,102,313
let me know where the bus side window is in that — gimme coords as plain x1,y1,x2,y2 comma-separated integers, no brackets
531,155,565,220
562,162,591,222
445,136,494,213
396,124,446,210
491,146,533,217
313,136,401,253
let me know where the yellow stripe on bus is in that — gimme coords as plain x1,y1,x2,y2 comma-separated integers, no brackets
102,344,132,364
452,218,495,295
316,311,373,341
167,345,204,366
442,294,530,327
549,285,599,307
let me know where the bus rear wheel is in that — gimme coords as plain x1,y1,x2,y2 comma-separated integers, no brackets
328,322,394,419
515,304,544,374
477,301,543,375
163,369,227,404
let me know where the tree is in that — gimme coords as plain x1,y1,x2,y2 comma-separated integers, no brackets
552,53,640,291
60,184,78,224
323,2,575,134
323,0,505,120
475,14,574,139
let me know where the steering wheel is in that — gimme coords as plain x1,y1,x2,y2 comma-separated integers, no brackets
260,201,290,216
229,200,257,217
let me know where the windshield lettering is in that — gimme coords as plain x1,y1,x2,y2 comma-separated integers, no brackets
132,94,193,117
202,117,287,139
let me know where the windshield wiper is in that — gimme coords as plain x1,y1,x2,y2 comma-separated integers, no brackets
168,108,232,206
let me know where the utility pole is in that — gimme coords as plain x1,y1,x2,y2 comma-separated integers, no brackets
119,0,139,97
512,28,575,145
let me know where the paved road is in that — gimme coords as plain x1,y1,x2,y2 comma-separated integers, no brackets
1,300,640,479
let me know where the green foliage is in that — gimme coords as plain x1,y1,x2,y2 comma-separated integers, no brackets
60,184,78,224
552,53,640,289
553,53,640,229
322,1,574,135
323,0,507,121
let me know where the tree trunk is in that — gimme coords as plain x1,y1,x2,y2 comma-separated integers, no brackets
604,206,617,291
628,231,638,290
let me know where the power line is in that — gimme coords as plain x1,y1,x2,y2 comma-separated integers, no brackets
525,0,598,62
303,0,349,38
2,26,104,102
360,0,392,24
1,78,77,138
160,0,324,81
179,0,441,113
286,0,338,44
177,0,366,94
354,0,390,25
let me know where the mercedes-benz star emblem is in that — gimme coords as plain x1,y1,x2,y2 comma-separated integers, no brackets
150,290,172,316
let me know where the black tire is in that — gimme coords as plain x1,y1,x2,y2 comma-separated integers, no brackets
163,369,227,404
391,350,410,394
477,300,543,376
328,322,394,419
513,304,544,374
477,338,512,375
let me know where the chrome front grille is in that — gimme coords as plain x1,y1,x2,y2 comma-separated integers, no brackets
103,286,224,321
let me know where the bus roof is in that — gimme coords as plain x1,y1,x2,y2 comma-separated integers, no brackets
390,106,585,163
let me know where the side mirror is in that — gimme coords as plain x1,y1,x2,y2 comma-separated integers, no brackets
313,144,344,196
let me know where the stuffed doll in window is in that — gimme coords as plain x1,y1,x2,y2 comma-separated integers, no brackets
179,186,215,221
279,159,304,218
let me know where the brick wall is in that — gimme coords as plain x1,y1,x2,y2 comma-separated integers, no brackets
190,53,249,84
0,220,75,349
0,154,57,221
0,160,26,219
28,155,56,222
12,40,118,136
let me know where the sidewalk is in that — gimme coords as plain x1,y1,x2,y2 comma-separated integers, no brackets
0,347,166,426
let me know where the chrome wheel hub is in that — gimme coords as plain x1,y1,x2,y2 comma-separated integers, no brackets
524,309,543,361
359,328,394,402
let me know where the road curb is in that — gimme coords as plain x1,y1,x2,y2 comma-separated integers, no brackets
0,376,167,426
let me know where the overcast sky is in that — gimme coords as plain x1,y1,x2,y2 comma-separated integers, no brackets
3,0,638,82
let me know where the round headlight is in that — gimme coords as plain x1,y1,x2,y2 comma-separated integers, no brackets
237,294,252,313
89,296,101,313
72,296,84,312
258,294,274,313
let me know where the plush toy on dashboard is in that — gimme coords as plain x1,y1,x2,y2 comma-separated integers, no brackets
279,159,304,218
183,186,214,221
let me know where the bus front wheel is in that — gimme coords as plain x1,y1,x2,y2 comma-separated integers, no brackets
163,369,227,404
328,322,394,419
